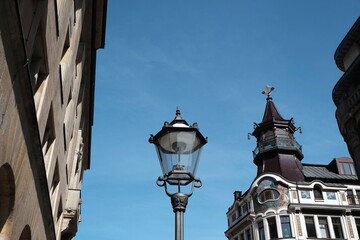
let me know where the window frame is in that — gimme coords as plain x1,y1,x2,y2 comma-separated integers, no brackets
355,218,360,239
318,217,330,238
339,162,356,175
267,217,278,239
314,186,324,201
305,216,317,238
300,190,311,199
258,221,265,240
325,191,337,200
280,215,292,238
331,217,344,238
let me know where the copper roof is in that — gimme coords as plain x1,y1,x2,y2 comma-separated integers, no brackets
303,164,358,181
261,97,285,123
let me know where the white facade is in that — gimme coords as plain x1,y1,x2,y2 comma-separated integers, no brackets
226,169,360,240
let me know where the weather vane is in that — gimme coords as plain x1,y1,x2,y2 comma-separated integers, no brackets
262,85,275,98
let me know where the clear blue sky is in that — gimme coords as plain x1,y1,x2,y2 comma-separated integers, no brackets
76,2,360,239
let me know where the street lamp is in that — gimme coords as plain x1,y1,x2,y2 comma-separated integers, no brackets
149,108,207,240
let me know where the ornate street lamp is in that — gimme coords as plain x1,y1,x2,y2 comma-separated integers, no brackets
149,108,207,240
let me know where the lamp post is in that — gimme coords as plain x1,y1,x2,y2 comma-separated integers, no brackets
149,108,207,240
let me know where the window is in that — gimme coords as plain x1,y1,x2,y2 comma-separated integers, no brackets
242,203,248,214
239,233,244,240
300,190,311,199
318,217,329,238
268,217,278,239
331,217,343,238
305,216,316,238
355,218,360,238
347,190,355,205
326,191,336,200
19,225,31,240
57,197,63,224
258,189,280,203
339,162,356,175
237,205,242,218
281,215,292,237
42,107,56,163
246,228,251,240
258,221,265,240
231,213,237,223
356,190,360,204
314,186,323,201
0,164,15,234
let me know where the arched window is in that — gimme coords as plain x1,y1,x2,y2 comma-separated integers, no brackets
0,164,15,233
19,225,31,240
314,185,323,201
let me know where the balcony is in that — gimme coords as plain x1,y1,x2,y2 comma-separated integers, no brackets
253,136,303,159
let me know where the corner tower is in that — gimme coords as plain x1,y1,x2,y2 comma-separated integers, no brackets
252,86,304,181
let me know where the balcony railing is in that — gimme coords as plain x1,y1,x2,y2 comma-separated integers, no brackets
253,136,302,158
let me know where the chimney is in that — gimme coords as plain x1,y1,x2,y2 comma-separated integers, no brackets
234,191,242,201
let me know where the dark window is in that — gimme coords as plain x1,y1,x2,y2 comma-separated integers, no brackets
239,233,244,240
314,186,323,201
355,218,360,238
318,217,329,238
242,203,248,214
332,217,343,238
258,221,265,240
246,228,251,240
281,215,292,237
231,213,237,222
240,233,244,240
237,205,242,217
305,216,316,238
268,217,278,239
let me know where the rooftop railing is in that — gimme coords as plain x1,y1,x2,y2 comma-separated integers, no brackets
253,136,302,158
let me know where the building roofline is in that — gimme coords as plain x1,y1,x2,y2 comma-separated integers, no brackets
332,54,360,106
334,17,360,71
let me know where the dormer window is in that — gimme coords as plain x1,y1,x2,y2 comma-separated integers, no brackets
338,161,356,175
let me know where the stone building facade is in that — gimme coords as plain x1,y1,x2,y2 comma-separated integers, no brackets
225,94,360,240
333,17,360,179
0,0,106,239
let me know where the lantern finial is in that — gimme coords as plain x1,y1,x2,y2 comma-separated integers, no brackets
175,107,182,120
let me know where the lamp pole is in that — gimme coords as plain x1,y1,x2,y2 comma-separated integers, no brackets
172,192,187,240
149,109,207,240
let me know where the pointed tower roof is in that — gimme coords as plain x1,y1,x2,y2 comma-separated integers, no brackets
261,96,285,123
253,87,296,136
251,86,304,181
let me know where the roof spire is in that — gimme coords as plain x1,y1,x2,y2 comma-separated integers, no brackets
260,85,284,122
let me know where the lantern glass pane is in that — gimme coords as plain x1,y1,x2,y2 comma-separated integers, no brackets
156,147,203,176
155,130,204,176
